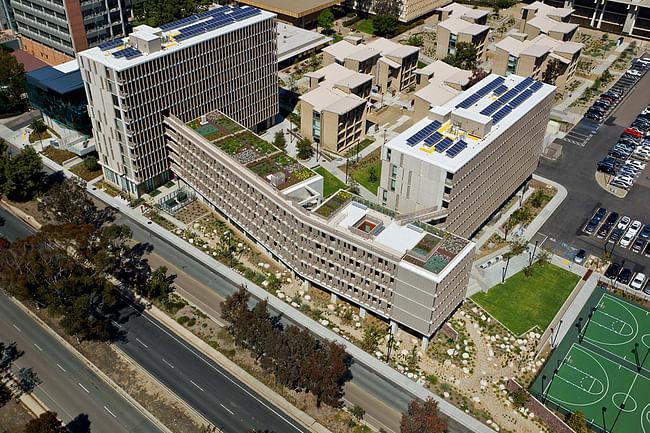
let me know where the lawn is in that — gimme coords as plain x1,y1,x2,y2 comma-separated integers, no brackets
41,146,77,164
315,167,347,198
351,161,382,195
353,19,375,34
70,163,102,181
471,263,580,335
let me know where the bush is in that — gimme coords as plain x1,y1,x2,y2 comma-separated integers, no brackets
177,191,188,202
83,155,99,171
343,16,361,27
177,316,190,325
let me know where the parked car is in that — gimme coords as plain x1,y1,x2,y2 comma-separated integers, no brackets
630,273,646,290
626,69,643,77
605,262,622,279
610,228,624,243
574,249,587,264
632,237,647,252
624,128,642,137
585,218,599,233
598,223,613,238
617,216,631,230
617,268,632,284
605,212,619,225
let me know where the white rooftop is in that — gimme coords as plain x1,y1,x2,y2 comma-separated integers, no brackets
54,59,80,73
496,34,583,58
436,3,489,20
78,6,275,72
277,22,331,63
386,74,556,173
438,17,490,36
300,85,365,115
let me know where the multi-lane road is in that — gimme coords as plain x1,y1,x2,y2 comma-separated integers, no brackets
0,295,163,433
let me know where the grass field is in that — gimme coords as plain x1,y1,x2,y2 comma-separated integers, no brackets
353,19,375,34
472,263,580,335
314,167,347,198
351,161,382,195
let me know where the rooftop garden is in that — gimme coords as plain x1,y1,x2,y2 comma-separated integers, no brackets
315,190,352,218
403,222,471,275
188,112,317,191
411,234,443,257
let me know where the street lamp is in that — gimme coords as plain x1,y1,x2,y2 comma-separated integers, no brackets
529,240,539,266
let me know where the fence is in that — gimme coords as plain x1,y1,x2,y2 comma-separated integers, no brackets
157,187,196,214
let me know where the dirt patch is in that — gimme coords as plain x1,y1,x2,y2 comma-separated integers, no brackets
5,199,48,225
0,396,34,433
41,146,76,165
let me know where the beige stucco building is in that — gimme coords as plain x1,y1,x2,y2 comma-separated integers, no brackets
78,6,278,196
299,63,372,153
435,17,490,61
520,1,578,41
322,37,420,92
494,34,583,91
347,0,448,22
379,74,555,238
413,61,473,122
163,110,475,347
434,3,489,25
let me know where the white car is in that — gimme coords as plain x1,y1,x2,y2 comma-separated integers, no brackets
620,220,642,247
627,69,643,77
625,159,647,170
630,272,646,290
628,220,642,237
617,216,631,231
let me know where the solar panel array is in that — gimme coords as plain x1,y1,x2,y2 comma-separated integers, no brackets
406,120,441,146
446,140,467,158
456,76,505,109
529,81,543,92
99,39,123,51
492,105,512,124
493,84,508,95
508,89,533,109
436,137,454,153
424,132,443,147
480,99,503,116
160,6,261,42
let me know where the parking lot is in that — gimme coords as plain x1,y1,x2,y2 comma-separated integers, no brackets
535,65,650,278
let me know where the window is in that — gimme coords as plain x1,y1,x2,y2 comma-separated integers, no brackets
382,190,388,201
391,165,397,177
506,55,518,76
448,33,457,56
312,109,321,141
390,179,396,191
386,148,391,161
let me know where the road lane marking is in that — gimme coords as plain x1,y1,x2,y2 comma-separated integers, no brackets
138,312,306,432
135,338,149,348
56,363,66,372
78,383,90,393
190,380,204,392
162,358,175,369
112,320,122,328
33,343,43,351
104,406,117,418
219,403,234,415
13,324,21,332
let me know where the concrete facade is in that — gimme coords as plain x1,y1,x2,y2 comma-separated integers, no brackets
413,61,473,122
379,74,555,238
435,18,489,61
9,0,131,64
78,6,278,196
493,34,582,91
163,112,475,338
347,0,448,22
520,1,578,41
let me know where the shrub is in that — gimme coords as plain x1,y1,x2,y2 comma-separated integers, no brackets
177,316,190,325
83,155,99,171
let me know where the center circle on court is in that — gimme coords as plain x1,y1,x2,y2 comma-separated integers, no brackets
611,393,637,412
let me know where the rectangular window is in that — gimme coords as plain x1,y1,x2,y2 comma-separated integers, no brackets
312,109,321,141
506,55,518,76
382,190,388,201
391,165,397,177
386,148,391,161
390,179,396,191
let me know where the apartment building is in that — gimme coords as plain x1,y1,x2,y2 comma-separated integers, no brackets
520,1,578,41
435,17,489,61
9,0,132,65
235,0,340,27
553,0,650,38
494,34,582,91
164,110,475,347
378,74,555,238
413,61,473,121
434,3,489,25
299,63,371,153
347,0,448,22
322,37,420,92
78,6,278,196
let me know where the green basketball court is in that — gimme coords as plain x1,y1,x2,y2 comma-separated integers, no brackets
530,290,650,433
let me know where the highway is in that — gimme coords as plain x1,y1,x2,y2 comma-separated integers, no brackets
0,295,163,433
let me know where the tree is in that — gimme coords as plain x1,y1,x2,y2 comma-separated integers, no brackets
1,146,43,201
372,15,398,37
465,69,489,89
318,8,334,32
536,249,551,267
296,138,312,160
505,238,527,259
565,410,587,433
368,166,378,183
245,300,275,362
0,49,27,116
261,325,317,389
23,411,66,433
511,388,528,407
523,264,534,278
30,119,47,147
300,339,350,407
443,42,478,70
400,397,447,433
16,367,40,393
542,58,565,85
273,131,286,150
83,154,99,171
350,405,365,421
309,53,322,71
38,178,97,226
406,34,424,47
136,266,173,301
347,177,360,195
220,286,250,331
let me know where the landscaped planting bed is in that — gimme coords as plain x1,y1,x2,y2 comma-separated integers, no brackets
315,191,352,218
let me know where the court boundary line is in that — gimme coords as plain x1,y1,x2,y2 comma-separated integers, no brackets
583,293,639,347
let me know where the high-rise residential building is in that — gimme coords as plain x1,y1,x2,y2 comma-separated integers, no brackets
78,5,278,196
164,109,475,348
552,0,650,38
378,74,555,238
9,0,133,65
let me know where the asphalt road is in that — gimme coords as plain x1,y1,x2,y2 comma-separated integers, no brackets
535,70,650,274
0,295,162,433
0,205,36,241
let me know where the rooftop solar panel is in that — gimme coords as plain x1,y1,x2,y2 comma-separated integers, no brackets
406,120,441,145
529,81,543,92
493,84,507,95
435,137,453,152
493,105,513,124
99,39,123,50
424,132,443,147
508,89,533,109
480,100,503,116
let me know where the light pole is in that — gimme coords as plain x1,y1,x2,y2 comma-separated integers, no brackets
602,407,608,433
632,343,640,372
501,255,511,283
529,240,539,266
